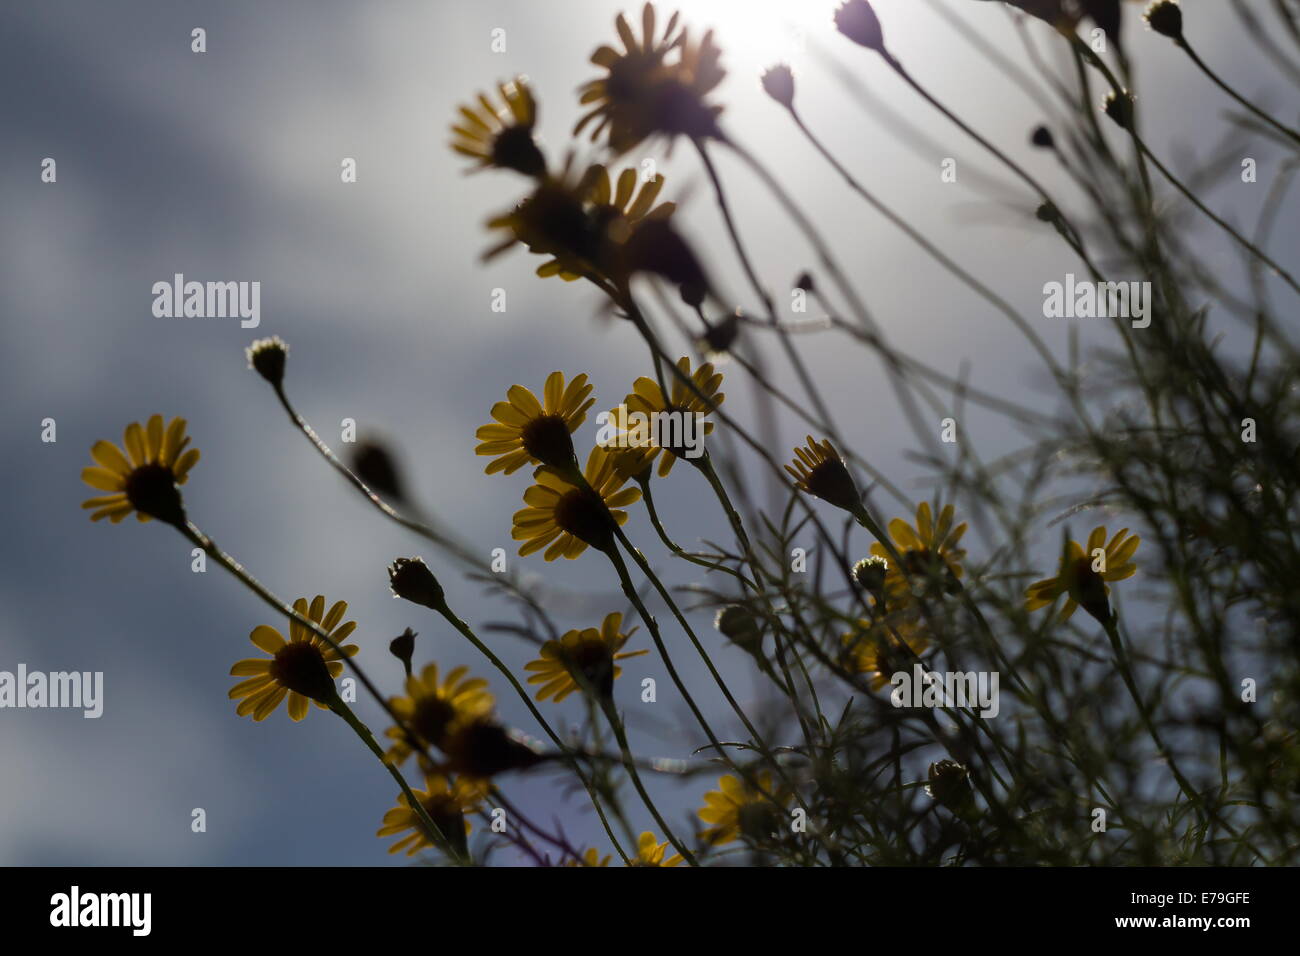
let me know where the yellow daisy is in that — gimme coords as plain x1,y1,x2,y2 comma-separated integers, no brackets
440,717,546,779
80,414,200,525
576,4,725,152
228,596,360,722
483,160,604,283
785,436,860,513
524,612,649,702
475,372,595,475
698,772,786,846
377,772,486,858
614,356,724,477
450,77,545,177
511,445,642,561
384,662,496,765
870,502,968,598
1025,525,1140,624
563,847,612,867
629,831,683,867
840,611,930,691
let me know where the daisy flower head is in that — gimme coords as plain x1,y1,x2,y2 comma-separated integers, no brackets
384,662,495,766
615,356,724,477
483,159,605,282
511,444,642,561
630,831,683,867
377,772,487,858
576,4,726,153
698,772,786,847
228,596,359,722
564,847,612,867
524,611,648,702
840,610,929,691
1025,525,1140,625
870,502,968,600
475,371,596,475
785,436,859,513
450,77,545,177
80,415,199,526
440,717,546,779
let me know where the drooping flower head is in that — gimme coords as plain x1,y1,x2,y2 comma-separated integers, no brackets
377,772,487,858
576,3,725,152
228,596,359,721
1025,525,1140,624
384,662,495,765
524,612,648,702
785,436,859,513
511,444,642,560
475,372,596,475
450,78,546,176
81,415,199,526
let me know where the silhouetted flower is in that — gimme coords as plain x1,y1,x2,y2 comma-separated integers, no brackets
228,596,359,721
512,445,641,560
476,371,595,474
1025,526,1140,624
81,415,199,526
450,78,545,176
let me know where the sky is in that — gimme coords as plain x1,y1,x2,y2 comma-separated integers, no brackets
1,0,1295,865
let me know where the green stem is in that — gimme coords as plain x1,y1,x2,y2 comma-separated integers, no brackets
328,693,467,865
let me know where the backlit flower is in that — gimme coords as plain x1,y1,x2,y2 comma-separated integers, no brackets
80,415,199,525
384,662,495,765
576,3,725,152
475,372,595,475
450,78,545,176
524,612,648,702
840,610,930,691
697,772,786,846
377,773,486,858
228,596,359,721
630,831,683,866
511,445,642,560
1025,525,1140,624
870,502,967,599
564,847,612,867
785,436,859,512
614,356,724,477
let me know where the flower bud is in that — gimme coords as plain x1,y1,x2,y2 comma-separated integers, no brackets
246,336,288,387
761,65,795,109
834,0,885,53
388,557,445,609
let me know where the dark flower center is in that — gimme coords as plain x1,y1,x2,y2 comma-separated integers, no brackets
411,695,458,748
562,639,615,697
521,415,577,470
492,125,545,177
805,459,859,512
517,186,597,263
446,720,543,778
737,801,780,842
553,488,615,552
269,641,337,703
124,463,186,525
422,795,469,856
